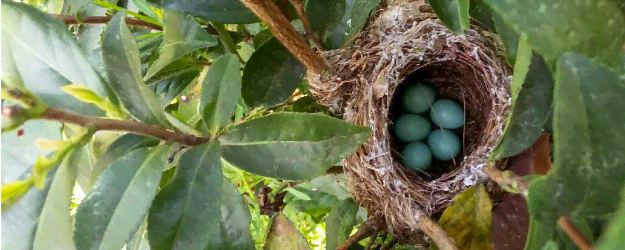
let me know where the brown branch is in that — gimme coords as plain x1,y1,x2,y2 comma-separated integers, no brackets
287,0,325,50
238,0,326,75
336,219,379,250
52,14,163,31
381,238,398,250
558,216,592,250
366,231,378,250
38,107,209,146
416,216,459,250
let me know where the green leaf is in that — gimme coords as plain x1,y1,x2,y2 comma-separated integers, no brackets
1,150,81,249
306,0,347,39
242,38,306,108
1,120,62,184
491,39,553,160
491,11,519,65
468,0,496,32
285,187,312,201
148,0,259,24
201,54,242,134
1,179,34,208
147,60,203,106
325,199,360,250
596,187,625,250
483,0,625,68
219,112,371,180
147,141,223,250
89,134,159,190
1,1,110,116
285,188,340,220
426,0,470,33
326,0,380,49
265,213,311,250
102,11,171,127
74,146,169,250
526,53,625,249
144,10,218,80
295,174,351,200
431,185,492,250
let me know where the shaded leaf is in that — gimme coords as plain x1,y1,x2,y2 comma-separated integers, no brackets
1,150,80,250
265,213,311,250
432,185,492,250
296,174,351,200
484,0,625,68
468,0,496,32
491,40,553,160
491,11,519,65
285,187,312,201
596,186,625,250
147,141,223,250
74,146,169,250
148,62,203,106
306,0,347,39
525,53,625,249
144,10,218,80
326,0,380,49
285,188,340,220
102,11,170,126
148,0,259,24
242,38,306,108
426,0,470,33
200,54,242,134
326,199,360,250
1,1,109,116
219,112,371,180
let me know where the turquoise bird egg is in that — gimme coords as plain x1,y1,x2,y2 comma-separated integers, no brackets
394,114,431,142
427,129,461,161
402,84,436,114
402,141,432,171
430,99,464,129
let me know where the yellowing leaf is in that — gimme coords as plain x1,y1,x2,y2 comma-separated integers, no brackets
35,139,71,151
432,185,493,250
1,178,34,208
61,84,104,105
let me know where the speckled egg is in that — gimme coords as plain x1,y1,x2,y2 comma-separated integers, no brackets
402,141,433,171
402,84,436,114
427,129,461,161
430,99,464,129
394,114,431,142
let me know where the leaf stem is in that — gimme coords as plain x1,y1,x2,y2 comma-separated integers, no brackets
52,14,163,31
92,0,161,25
287,0,325,50
239,0,326,74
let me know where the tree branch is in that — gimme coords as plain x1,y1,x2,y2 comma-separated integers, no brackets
336,219,379,250
52,14,163,31
416,216,460,250
287,0,325,50
238,0,326,75
36,107,209,146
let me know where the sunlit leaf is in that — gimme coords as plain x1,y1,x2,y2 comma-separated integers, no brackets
326,199,359,250
265,213,311,250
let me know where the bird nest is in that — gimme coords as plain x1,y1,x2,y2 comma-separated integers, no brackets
307,0,512,244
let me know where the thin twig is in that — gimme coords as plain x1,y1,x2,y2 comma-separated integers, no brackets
336,219,379,250
37,107,209,146
558,216,592,250
52,14,163,30
416,216,459,250
366,231,379,250
287,0,325,51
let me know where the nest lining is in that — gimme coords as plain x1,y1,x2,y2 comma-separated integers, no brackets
308,1,511,244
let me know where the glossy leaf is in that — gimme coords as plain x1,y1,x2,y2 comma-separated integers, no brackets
431,185,492,250
102,11,171,126
147,0,259,24
306,0,346,38
1,120,62,184
596,187,625,250
144,10,218,80
147,141,223,250
491,40,553,160
326,0,380,49
242,38,306,108
74,146,169,250
326,199,360,250
147,60,203,106
200,54,242,134
1,1,109,116
219,112,371,180
1,150,80,250
426,0,470,33
484,0,625,68
265,213,311,250
525,53,625,249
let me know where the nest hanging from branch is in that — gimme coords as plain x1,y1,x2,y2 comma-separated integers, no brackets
307,0,512,244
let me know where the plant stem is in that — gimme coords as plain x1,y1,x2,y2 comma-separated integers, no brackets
33,107,209,146
238,0,326,74
211,22,245,63
287,0,325,50
93,0,161,25
557,216,592,250
52,14,163,31
416,216,460,250
336,219,379,250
